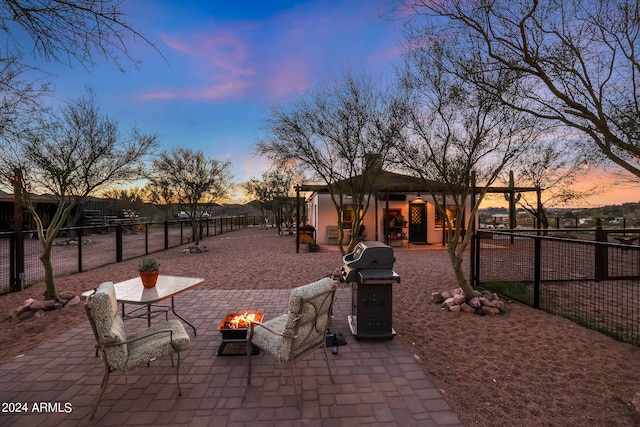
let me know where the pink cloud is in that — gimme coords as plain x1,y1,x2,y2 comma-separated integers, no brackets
136,78,250,101
137,30,256,101
265,57,311,98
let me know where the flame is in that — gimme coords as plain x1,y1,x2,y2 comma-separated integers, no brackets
229,311,258,329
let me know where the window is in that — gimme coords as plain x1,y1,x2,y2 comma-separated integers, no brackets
341,206,354,229
435,206,457,229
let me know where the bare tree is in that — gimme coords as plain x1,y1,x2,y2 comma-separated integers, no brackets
0,90,157,299
0,58,51,143
98,186,146,219
257,71,408,254
0,0,163,146
397,0,640,180
244,167,297,232
144,177,177,221
508,139,595,228
148,148,233,246
398,35,545,298
0,0,162,70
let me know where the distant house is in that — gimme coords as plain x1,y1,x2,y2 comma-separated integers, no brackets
300,171,474,247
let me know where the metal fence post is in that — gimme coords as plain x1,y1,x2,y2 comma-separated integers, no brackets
116,224,123,262
9,234,16,292
164,221,169,249
144,223,149,254
595,219,608,281
78,227,83,272
534,235,541,309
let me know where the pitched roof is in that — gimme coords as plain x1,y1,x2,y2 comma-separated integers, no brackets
299,170,538,195
299,171,449,194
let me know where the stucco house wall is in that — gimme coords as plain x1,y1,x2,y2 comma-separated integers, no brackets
307,191,473,246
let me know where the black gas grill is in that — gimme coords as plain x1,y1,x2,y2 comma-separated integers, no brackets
341,241,400,339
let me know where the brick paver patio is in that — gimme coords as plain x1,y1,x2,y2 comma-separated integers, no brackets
0,286,463,426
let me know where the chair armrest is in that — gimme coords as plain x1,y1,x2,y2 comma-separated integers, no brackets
102,328,175,349
249,321,297,339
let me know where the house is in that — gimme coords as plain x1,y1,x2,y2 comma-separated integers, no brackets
300,171,474,247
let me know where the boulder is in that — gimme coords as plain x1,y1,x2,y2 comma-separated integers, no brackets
17,310,35,321
58,291,74,300
483,306,501,315
460,303,476,313
29,300,57,311
64,296,81,307
468,297,482,309
452,294,466,306
431,292,444,304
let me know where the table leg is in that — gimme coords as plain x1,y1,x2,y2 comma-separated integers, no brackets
170,297,197,336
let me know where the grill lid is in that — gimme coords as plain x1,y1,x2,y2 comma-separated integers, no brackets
342,241,395,270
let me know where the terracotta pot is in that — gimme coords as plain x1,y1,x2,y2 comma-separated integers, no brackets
139,270,159,288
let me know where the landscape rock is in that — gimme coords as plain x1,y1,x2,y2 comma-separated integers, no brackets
468,297,482,309
58,291,74,300
482,306,501,315
452,294,466,305
434,288,505,315
10,292,79,322
64,296,81,307
632,392,640,413
460,303,476,313
442,297,455,308
431,292,444,304
18,310,35,321
30,300,57,311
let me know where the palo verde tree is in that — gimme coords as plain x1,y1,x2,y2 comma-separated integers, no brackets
0,90,157,300
397,0,640,181
257,70,408,254
147,148,233,246
244,166,299,232
398,33,545,298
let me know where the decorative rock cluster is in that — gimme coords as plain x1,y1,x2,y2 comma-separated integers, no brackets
10,291,81,321
183,244,208,253
431,288,505,315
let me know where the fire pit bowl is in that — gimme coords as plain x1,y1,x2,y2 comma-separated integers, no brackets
217,312,264,356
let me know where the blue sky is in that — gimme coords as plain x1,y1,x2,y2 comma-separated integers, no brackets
38,0,404,201
13,0,639,206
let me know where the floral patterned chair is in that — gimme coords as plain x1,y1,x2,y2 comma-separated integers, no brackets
84,281,190,419
247,277,337,407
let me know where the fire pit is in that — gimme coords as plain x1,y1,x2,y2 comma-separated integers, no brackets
216,311,264,356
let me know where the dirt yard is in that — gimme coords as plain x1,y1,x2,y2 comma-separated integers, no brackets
1,228,640,426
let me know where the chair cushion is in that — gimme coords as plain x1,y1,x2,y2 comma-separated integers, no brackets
90,282,128,369
284,277,336,337
252,278,337,362
124,320,191,370
251,314,288,361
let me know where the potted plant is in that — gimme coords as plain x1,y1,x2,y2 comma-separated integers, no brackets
138,258,160,288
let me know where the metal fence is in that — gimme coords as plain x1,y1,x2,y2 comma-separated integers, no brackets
474,229,640,346
0,215,262,294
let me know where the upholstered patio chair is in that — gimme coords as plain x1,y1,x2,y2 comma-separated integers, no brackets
247,277,337,407
84,281,190,419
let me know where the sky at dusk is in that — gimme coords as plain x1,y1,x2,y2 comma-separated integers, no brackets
34,0,403,202
14,0,640,207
